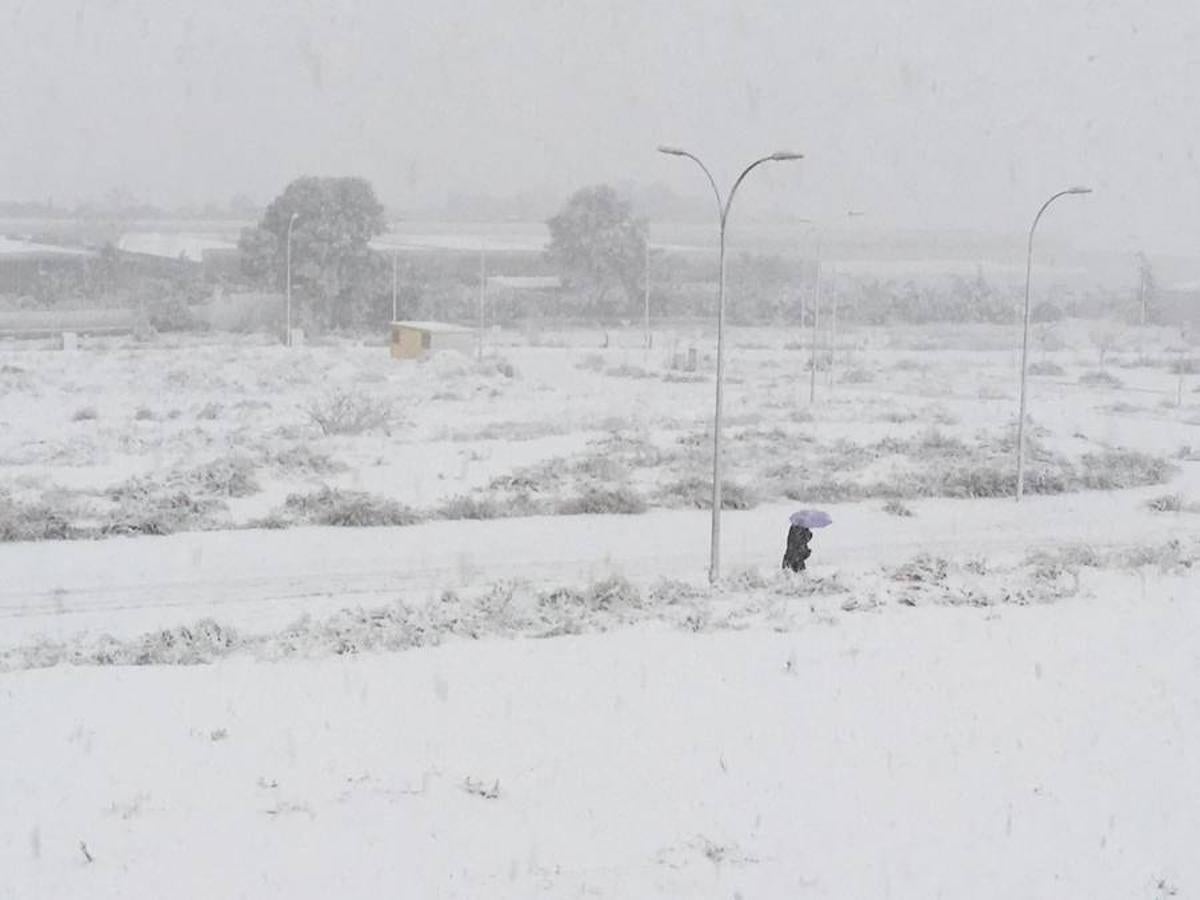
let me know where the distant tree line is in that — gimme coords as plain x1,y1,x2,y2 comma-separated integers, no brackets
1,175,1164,332
0,244,207,331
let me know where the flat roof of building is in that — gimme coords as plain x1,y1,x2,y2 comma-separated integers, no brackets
486,275,561,290
389,320,476,333
0,236,95,259
116,232,236,262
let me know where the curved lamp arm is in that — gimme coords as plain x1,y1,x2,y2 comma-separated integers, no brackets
1029,187,1091,252
661,148,724,224
724,155,782,226
658,146,803,228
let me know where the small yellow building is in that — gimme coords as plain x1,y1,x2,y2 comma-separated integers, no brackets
389,320,477,359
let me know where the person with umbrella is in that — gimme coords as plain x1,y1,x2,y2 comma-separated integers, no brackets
783,509,832,572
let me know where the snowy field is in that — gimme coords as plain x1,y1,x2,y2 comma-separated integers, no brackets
2,320,1198,897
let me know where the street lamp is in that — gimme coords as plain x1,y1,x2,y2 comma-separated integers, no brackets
658,145,803,582
285,212,300,348
1015,186,1091,501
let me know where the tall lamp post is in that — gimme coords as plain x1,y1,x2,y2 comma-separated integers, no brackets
285,212,300,348
1016,186,1091,501
658,145,803,582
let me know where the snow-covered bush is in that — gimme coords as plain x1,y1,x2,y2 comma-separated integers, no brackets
556,486,647,515
282,487,421,527
305,391,393,435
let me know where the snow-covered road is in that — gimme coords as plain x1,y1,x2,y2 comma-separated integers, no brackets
1,488,1191,648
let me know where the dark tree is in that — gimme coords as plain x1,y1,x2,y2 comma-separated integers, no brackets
730,252,802,324
545,185,647,317
238,176,387,330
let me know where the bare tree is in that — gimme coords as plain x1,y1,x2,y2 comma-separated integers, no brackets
1089,321,1125,370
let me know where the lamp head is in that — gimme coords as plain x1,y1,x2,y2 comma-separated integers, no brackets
1067,186,1092,195
769,151,804,161
657,145,688,157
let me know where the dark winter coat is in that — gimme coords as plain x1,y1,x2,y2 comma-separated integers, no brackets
782,525,813,572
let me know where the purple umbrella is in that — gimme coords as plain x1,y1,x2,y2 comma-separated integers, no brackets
790,509,832,529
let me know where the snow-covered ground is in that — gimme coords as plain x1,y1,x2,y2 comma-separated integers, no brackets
4,582,1199,899
1,322,1197,897
1,323,1195,526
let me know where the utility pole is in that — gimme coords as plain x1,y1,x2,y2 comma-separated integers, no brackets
391,250,398,323
832,211,864,389
1177,334,1187,407
477,247,486,361
1138,258,1148,327
285,212,299,347
809,232,822,404
643,238,652,350
827,264,838,389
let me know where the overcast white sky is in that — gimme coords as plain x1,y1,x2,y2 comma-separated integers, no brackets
2,0,1198,253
